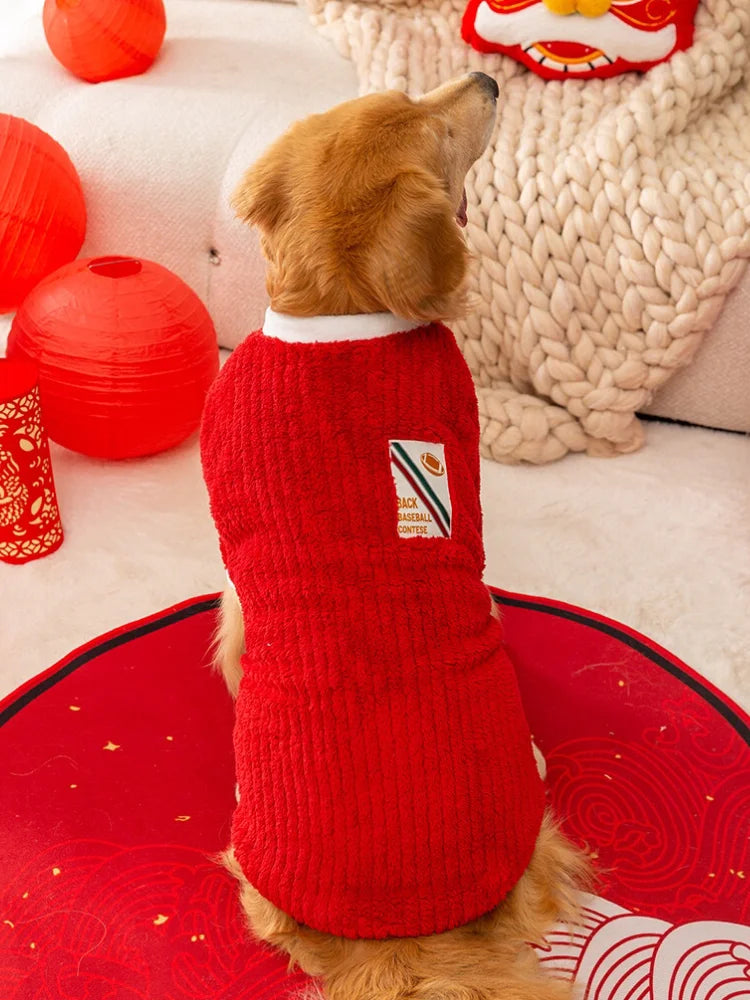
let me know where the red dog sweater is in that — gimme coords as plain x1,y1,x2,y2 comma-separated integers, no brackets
200,311,545,940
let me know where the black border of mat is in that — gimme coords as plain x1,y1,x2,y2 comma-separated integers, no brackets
0,597,220,728
2,593,747,746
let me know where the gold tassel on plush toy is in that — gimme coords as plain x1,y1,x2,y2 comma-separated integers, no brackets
543,0,612,16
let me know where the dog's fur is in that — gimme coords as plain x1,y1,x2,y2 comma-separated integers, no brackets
214,75,592,1000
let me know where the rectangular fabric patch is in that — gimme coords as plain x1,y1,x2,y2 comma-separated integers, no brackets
389,440,452,539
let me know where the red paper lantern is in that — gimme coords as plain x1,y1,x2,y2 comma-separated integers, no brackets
43,0,167,84
7,256,220,460
0,359,64,564
0,115,86,313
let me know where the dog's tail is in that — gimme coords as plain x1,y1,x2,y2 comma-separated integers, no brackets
271,811,591,1000
211,585,245,699
314,929,579,1000
223,790,591,1000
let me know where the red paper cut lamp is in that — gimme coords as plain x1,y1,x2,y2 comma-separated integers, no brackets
7,256,220,460
0,359,64,564
43,0,167,84
0,114,86,313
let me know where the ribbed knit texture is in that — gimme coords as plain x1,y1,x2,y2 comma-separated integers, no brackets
200,321,545,939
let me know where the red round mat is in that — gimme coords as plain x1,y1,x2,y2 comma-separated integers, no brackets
1,592,748,1000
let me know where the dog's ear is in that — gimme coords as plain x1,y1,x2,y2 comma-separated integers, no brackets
364,170,470,322
231,143,289,234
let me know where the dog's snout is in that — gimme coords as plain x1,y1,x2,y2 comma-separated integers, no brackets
469,71,499,101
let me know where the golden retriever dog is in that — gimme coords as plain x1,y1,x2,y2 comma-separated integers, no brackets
201,74,591,1000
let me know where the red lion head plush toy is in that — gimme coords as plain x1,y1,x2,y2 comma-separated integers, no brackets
462,0,700,80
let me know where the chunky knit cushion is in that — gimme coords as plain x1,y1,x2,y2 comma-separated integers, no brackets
200,319,545,939
299,0,750,463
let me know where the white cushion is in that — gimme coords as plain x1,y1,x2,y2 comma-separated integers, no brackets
0,0,357,347
643,272,750,434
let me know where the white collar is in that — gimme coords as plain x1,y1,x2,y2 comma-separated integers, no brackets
262,308,423,344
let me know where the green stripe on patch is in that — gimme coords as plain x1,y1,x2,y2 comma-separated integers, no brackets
391,442,451,532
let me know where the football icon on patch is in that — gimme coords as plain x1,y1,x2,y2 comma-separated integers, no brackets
389,441,453,538
420,452,445,476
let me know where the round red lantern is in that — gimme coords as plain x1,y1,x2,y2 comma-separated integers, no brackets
0,115,86,313
43,0,167,84
7,256,220,460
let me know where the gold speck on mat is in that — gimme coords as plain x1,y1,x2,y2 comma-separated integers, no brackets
103,741,121,752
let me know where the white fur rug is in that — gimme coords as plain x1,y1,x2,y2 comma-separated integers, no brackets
1,336,748,715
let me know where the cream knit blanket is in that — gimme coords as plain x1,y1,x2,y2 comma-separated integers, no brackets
299,0,750,462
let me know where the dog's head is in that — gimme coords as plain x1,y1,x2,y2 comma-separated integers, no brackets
232,74,498,322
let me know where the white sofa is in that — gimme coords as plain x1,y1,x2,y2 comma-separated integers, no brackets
3,0,748,435
0,0,357,347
